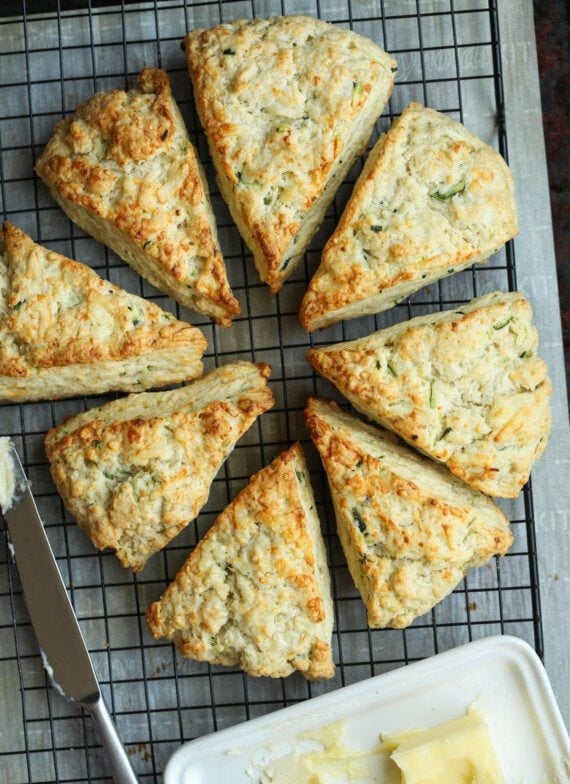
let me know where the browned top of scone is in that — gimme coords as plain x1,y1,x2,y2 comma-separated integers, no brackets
45,362,275,572
184,16,396,290
307,292,552,498
0,221,206,378
147,443,335,680
305,397,512,628
36,68,239,325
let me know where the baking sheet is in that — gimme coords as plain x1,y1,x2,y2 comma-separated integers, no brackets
0,1,568,782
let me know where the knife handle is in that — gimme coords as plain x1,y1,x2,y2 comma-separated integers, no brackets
87,697,139,784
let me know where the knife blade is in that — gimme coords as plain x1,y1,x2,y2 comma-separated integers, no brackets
0,438,138,784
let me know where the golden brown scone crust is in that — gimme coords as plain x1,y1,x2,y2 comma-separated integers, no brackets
36,68,239,326
300,103,519,330
45,362,274,571
146,444,335,680
0,222,206,401
305,398,512,628
307,292,551,498
184,16,396,292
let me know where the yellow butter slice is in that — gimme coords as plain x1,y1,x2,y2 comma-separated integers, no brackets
386,711,506,784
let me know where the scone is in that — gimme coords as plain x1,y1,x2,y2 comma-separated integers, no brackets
146,444,335,680
183,16,397,292
0,222,206,402
305,397,513,628
307,292,551,497
36,68,239,326
300,103,519,330
45,362,274,571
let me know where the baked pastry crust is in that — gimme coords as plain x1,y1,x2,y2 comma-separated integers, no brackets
0,222,206,402
45,362,274,571
305,398,512,628
307,292,551,498
146,444,335,680
36,68,239,326
184,15,396,292
300,103,519,330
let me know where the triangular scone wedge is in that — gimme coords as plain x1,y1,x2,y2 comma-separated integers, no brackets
0,223,206,402
146,444,335,680
305,398,513,628
307,292,552,498
300,103,519,330
45,362,274,571
36,68,239,326
184,16,397,292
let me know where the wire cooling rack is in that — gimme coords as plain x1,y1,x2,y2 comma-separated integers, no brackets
0,1,544,781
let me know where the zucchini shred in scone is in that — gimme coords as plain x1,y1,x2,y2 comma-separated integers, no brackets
307,292,552,498
36,68,239,326
183,15,397,292
305,398,513,629
44,362,274,571
300,103,519,330
146,444,335,680
0,222,207,402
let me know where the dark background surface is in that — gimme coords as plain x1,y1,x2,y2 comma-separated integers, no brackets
534,0,570,397
1,0,568,395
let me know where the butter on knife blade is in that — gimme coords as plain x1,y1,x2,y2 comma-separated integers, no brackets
0,436,22,514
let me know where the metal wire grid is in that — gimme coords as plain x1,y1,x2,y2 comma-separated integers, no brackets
0,0,543,781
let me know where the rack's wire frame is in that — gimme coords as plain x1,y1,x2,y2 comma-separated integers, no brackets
0,1,543,781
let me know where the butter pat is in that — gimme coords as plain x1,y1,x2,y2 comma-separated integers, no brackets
386,711,505,784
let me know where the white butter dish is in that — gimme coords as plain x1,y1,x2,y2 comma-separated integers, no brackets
164,635,569,784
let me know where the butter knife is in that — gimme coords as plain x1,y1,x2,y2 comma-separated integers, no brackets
0,438,138,784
